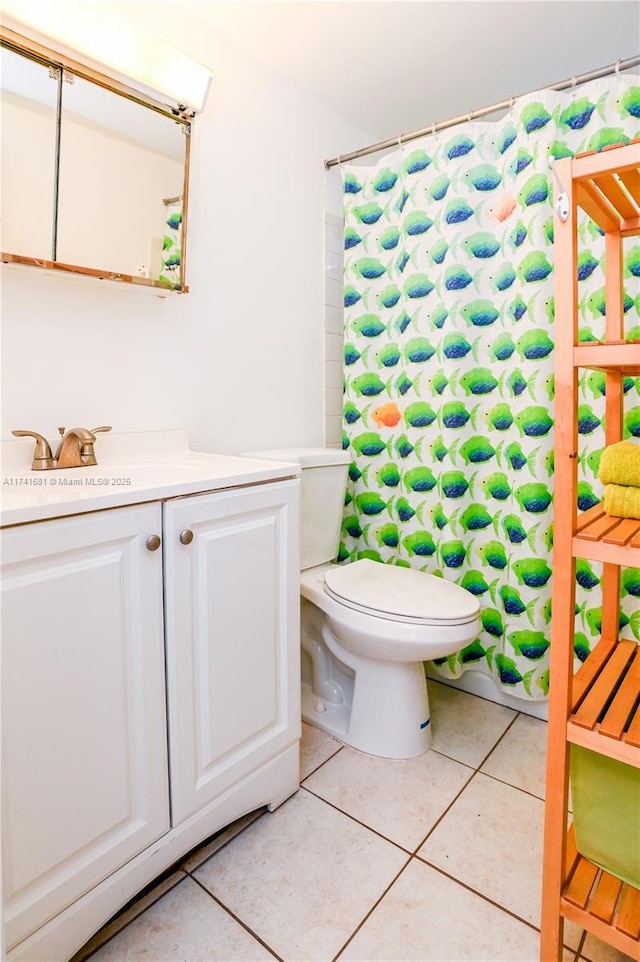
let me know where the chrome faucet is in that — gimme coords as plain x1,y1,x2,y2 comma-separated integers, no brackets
12,426,112,470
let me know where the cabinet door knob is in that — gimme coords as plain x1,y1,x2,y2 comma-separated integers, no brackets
179,529,194,545
146,534,162,551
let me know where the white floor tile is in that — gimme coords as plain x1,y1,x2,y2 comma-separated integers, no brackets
194,788,408,962
87,877,276,961
428,682,517,768
339,858,541,961
418,772,545,925
481,713,548,798
303,744,473,850
300,721,343,779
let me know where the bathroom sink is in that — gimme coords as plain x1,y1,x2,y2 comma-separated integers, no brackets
0,433,300,526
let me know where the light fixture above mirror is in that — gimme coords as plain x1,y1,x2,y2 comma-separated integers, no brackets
0,0,212,113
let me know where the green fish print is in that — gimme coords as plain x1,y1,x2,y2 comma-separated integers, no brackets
429,175,451,201
404,211,434,235
499,584,528,616
403,149,432,174
378,228,401,252
403,531,437,557
520,102,553,133
575,559,600,591
464,164,502,192
560,97,596,130
518,174,549,208
404,337,437,363
351,314,386,338
440,471,472,499
514,483,553,513
483,472,512,501
440,540,467,568
404,402,438,427
494,264,517,292
456,504,493,531
354,493,387,516
373,167,398,192
514,406,553,438
460,570,493,596
508,631,550,660
490,334,516,362
512,558,552,588
376,463,401,488
486,403,514,431
517,252,553,283
495,654,523,686
482,608,505,638
351,433,387,457
459,368,499,396
404,466,438,492
478,541,508,570
516,331,554,361
461,300,500,327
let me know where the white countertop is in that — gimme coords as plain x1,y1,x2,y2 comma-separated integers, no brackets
1,430,300,526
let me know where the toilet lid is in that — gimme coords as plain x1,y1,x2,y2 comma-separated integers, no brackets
323,559,479,625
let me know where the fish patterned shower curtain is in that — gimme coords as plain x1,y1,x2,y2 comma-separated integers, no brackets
341,77,640,699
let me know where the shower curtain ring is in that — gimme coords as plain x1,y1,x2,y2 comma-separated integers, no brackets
431,121,436,137
571,74,576,88
615,59,622,78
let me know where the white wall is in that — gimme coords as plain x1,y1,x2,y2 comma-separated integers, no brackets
1,18,371,455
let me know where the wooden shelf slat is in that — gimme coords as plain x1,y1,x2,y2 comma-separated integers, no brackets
617,885,640,940
579,512,627,542
626,706,640,749
573,635,619,708
590,871,623,924
572,641,637,731
604,518,640,546
576,181,620,232
598,648,640,740
596,174,640,221
565,856,599,908
620,168,640,207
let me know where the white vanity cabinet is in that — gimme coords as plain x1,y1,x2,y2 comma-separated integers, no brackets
1,503,169,953
164,481,301,825
1,459,300,962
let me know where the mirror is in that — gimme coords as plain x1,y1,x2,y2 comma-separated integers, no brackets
0,34,190,291
1,45,58,261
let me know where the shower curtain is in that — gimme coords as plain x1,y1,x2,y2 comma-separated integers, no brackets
341,76,640,699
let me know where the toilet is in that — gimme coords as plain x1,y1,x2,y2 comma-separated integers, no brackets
248,447,481,759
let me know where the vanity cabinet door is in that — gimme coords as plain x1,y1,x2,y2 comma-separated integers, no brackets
164,480,300,826
1,503,170,952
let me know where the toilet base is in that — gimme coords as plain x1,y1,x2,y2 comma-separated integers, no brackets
301,658,433,760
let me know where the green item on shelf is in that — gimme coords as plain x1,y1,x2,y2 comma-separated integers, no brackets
570,745,640,889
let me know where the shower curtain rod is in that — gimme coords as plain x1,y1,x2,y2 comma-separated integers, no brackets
323,54,640,169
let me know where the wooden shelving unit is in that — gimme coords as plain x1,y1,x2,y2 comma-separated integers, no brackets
541,140,640,962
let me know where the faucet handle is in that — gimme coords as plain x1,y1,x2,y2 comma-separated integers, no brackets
11,430,54,469
90,426,112,435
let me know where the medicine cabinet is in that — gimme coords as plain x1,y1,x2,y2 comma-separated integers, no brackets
0,27,191,291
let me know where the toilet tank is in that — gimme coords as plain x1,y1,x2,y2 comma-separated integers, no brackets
245,447,349,570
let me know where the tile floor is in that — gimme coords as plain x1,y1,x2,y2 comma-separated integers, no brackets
77,682,633,962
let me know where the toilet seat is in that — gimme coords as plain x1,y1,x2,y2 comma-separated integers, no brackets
323,559,479,626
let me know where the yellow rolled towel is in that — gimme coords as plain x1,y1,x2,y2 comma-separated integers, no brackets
598,439,640,487
603,483,640,520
